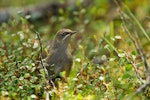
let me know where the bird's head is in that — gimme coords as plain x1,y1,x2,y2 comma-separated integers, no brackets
55,29,77,44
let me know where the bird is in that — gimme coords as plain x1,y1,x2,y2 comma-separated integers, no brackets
45,29,77,85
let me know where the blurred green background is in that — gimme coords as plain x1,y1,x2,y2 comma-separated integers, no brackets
0,0,150,100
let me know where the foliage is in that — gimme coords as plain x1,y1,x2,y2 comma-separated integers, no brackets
0,0,150,100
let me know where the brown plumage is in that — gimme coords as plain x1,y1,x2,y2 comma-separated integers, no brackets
46,29,76,83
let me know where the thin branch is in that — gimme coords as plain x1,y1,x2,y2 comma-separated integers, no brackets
114,0,150,98
31,29,54,100
124,52,144,84
134,32,150,79
31,29,49,80
120,18,144,84
32,29,56,88
133,31,150,95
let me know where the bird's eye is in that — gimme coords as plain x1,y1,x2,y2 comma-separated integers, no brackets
61,32,69,37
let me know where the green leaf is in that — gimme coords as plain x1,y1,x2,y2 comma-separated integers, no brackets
125,64,132,71
122,73,130,79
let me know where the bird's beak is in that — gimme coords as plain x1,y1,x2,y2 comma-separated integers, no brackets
70,31,77,35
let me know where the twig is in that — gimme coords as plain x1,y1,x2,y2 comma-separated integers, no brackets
133,31,150,95
32,29,56,88
114,0,150,98
119,15,144,84
124,52,144,84
31,29,50,80
31,29,53,100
